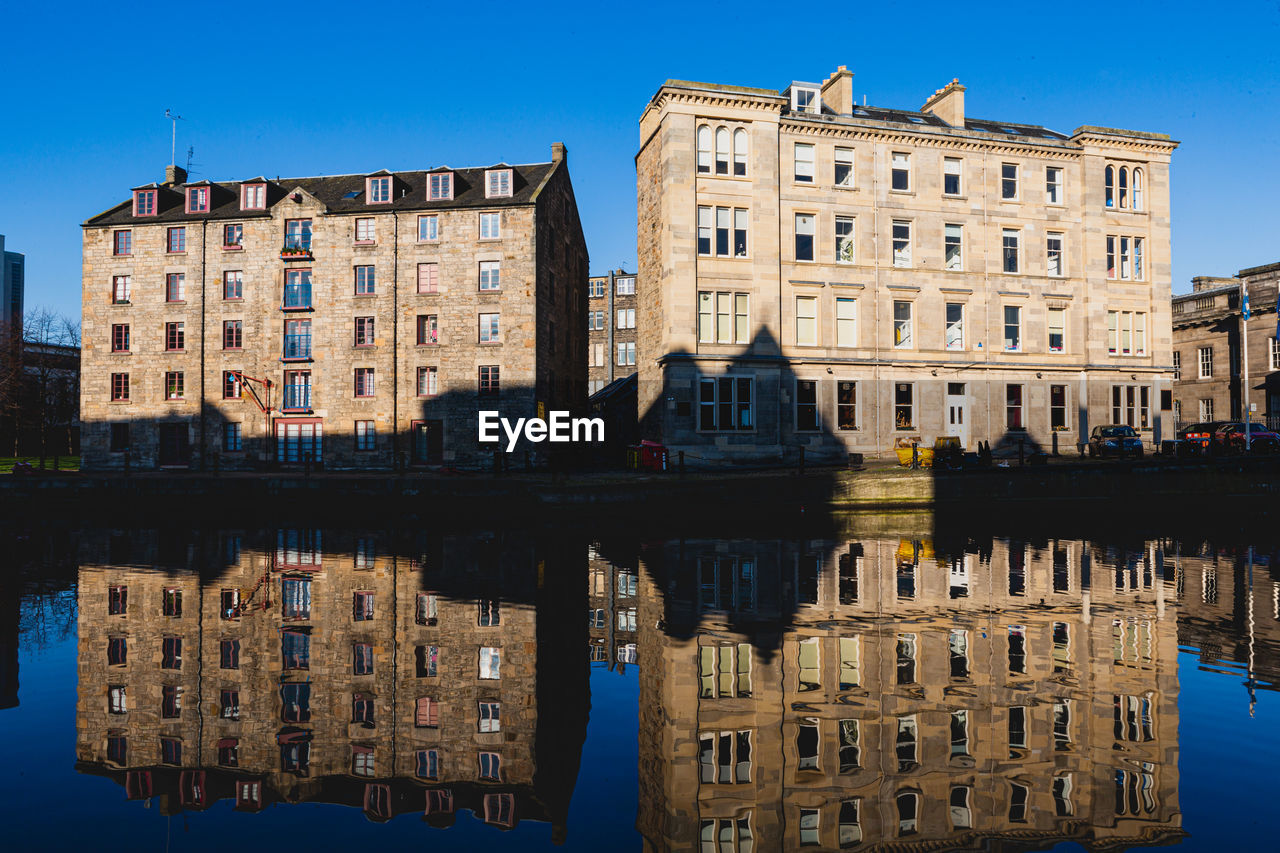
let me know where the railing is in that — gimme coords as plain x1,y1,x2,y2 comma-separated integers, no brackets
283,284,312,309
282,384,312,410
283,334,312,360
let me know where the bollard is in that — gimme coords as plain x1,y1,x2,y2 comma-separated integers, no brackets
911,442,919,470
1051,431,1059,457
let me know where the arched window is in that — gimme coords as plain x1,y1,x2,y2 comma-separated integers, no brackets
1118,166,1129,208
715,127,730,175
696,125,711,174
1132,168,1144,210
1104,165,1115,208
733,129,748,177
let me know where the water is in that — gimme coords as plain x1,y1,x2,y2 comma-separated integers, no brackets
2,516,1278,851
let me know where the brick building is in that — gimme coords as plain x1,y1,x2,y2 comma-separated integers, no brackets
587,269,638,395
637,69,1178,463
1171,262,1280,426
74,529,587,835
80,148,587,471
635,529,1183,851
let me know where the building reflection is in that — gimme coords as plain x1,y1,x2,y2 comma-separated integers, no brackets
74,530,587,840
588,543,639,672
635,531,1185,852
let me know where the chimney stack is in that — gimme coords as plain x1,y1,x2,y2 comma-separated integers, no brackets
820,66,854,116
922,79,965,127
164,164,188,186
551,142,567,164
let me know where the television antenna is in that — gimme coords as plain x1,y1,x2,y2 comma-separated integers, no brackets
164,109,184,166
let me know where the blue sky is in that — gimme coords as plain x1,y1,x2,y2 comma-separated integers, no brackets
1,0,1277,320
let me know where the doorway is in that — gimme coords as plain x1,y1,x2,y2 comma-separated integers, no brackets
411,420,444,465
158,423,191,467
945,382,969,449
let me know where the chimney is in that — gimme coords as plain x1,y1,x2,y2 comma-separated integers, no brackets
164,164,188,186
922,79,965,127
820,66,854,116
551,142,567,164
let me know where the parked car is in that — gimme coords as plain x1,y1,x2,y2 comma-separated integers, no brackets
1088,424,1144,458
1177,421,1228,452
1213,422,1280,454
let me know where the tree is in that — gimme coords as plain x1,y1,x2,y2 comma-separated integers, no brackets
19,308,80,465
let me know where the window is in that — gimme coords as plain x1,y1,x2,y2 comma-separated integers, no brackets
355,217,376,242
1002,228,1020,273
221,270,243,300
222,370,242,399
1001,162,1018,199
355,421,376,451
943,157,962,195
187,186,209,213
479,312,500,343
1007,384,1024,430
416,644,439,677
367,175,391,203
780,211,812,261
354,265,375,295
350,745,374,777
697,206,711,255
479,751,502,781
697,292,748,345
133,189,156,216
1133,168,1144,210
284,318,311,359
415,261,439,294
616,308,636,329
479,702,501,733
485,168,512,198
615,276,637,295
108,636,127,666
111,324,130,353
353,591,375,621
355,316,375,347
418,214,438,241
479,365,500,396
111,373,130,402
945,302,964,350
792,86,818,112
479,646,501,679
1271,338,1280,371
1199,346,1212,377
1134,237,1144,279
161,736,182,763
1046,166,1063,204
353,643,374,675
896,634,917,681
166,227,186,253
893,301,913,349
896,716,919,771
696,125,712,174
589,278,606,298
796,380,818,431
1119,166,1129,208
834,147,854,186
224,422,243,451
282,579,312,621
1003,305,1021,351
1110,385,1151,429
242,183,265,210
113,230,132,255
354,367,375,397
892,220,911,266
110,423,129,451
890,151,910,191
835,216,855,263
895,383,914,430
109,586,128,615
478,599,501,626
479,212,500,239
166,273,185,302
1048,307,1065,352
1173,350,1182,379
617,342,636,365
795,295,817,346
224,223,243,248
1047,232,1064,276
162,685,182,718
731,209,748,257
1105,165,1115,207
698,642,752,697
714,127,730,174
699,730,753,784
108,736,128,765
698,376,753,431
837,381,857,430
220,638,240,669
794,143,814,183
285,218,312,251
479,260,501,291
1107,235,1145,279
836,297,856,347
1107,311,1148,356
165,371,185,400
223,320,243,350
1200,398,1214,421
416,593,439,625
109,685,127,714
284,269,312,308
417,314,438,346
428,172,453,200
944,223,962,271
112,275,131,304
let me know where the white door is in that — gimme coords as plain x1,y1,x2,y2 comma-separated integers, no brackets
945,383,969,449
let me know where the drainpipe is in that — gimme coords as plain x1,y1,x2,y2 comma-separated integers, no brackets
872,140,881,455
199,219,207,469
607,270,615,384
392,214,400,467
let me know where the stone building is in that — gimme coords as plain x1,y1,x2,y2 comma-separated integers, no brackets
1171,262,1280,427
74,529,587,836
80,148,587,471
588,543,639,669
636,69,1178,463
0,233,23,349
636,529,1183,851
587,269,638,395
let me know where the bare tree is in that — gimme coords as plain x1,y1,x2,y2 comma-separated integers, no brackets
20,308,81,466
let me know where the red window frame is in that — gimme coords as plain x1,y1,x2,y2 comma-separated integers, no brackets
479,365,500,397
223,223,243,249
223,270,243,299
186,186,209,213
109,585,128,614
417,262,439,293
353,642,374,675
111,324,130,353
113,230,132,256
110,373,130,402
355,420,376,451
108,636,127,665
354,265,376,295
367,176,392,203
415,696,439,728
161,689,181,720
417,366,437,397
165,322,185,351
428,172,453,200
220,638,240,669
166,273,185,302
223,320,243,350
112,275,131,304
354,367,375,398
354,316,375,347
353,590,375,620
224,422,243,452
223,370,242,399
241,183,266,210
166,227,186,253
416,314,438,346
165,371,185,400
355,217,376,243
134,190,157,217
161,636,182,669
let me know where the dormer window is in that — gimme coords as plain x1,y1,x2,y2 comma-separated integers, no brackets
429,172,453,201
485,169,512,198
791,87,819,114
134,190,157,217
367,176,392,204
186,186,209,214
241,183,266,210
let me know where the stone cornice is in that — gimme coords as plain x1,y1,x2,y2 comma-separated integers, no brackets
1071,131,1179,155
646,85,785,121
778,119,1083,160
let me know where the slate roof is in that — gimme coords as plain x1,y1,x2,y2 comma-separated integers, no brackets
85,162,557,227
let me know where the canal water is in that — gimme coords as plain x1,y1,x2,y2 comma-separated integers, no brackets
2,515,1277,851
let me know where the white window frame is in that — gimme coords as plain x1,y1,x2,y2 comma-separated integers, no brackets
834,147,854,187
944,223,962,271
479,260,501,291
1199,346,1213,378
945,302,964,351
428,172,453,201
485,169,512,198
795,295,818,346
794,142,815,184
893,300,914,349
1002,228,1020,274
1048,307,1066,353
418,214,438,241
479,212,501,240
943,157,962,196
794,213,816,262
1001,162,1019,200
1046,232,1065,277
1003,305,1022,352
791,86,818,113
835,216,855,263
1046,166,1063,204
890,151,911,192
696,125,712,174
892,220,911,267
835,297,857,347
